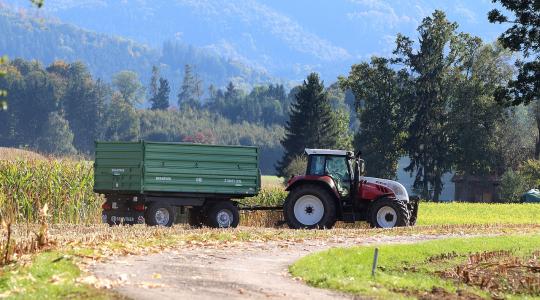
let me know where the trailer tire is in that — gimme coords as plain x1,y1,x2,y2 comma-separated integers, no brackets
283,184,337,229
145,203,176,227
369,198,409,228
188,208,203,228
205,202,239,228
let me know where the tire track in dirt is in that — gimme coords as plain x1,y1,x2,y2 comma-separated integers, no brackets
91,233,474,300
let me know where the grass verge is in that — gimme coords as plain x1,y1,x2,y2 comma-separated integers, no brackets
290,235,540,299
0,251,121,299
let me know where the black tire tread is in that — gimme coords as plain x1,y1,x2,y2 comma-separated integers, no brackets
204,201,240,228
369,198,410,228
145,203,176,227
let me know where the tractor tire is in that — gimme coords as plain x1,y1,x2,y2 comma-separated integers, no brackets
283,184,337,229
369,198,409,228
188,207,203,228
145,203,176,227
204,201,239,228
407,197,420,226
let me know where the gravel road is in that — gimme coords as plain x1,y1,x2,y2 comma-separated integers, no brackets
91,233,462,300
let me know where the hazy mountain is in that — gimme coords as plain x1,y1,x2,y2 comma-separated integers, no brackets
0,0,508,83
0,6,276,100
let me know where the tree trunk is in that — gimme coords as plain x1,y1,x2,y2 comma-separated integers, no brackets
535,119,540,160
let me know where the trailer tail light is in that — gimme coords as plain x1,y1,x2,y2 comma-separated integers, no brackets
133,203,145,212
102,202,112,211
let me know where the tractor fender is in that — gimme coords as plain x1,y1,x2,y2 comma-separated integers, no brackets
285,175,342,214
363,177,409,202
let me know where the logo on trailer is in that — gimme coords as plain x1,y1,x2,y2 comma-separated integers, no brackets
156,176,172,181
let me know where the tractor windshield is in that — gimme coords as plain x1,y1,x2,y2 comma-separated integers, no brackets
325,156,350,183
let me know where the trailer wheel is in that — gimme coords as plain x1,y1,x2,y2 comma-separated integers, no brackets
283,184,337,229
145,203,176,227
369,198,409,228
188,208,203,228
205,202,239,228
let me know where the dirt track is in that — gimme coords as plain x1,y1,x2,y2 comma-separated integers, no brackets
90,233,463,300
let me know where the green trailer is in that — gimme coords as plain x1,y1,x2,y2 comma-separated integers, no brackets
94,141,261,227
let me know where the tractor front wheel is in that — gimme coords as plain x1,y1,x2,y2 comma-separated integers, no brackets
369,198,409,228
283,184,337,229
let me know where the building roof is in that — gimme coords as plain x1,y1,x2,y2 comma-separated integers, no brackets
305,149,349,156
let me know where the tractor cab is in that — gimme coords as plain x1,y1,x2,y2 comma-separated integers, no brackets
304,149,362,198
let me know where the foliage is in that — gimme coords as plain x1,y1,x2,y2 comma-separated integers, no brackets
206,82,290,126
276,73,342,176
281,155,307,183
488,0,540,106
177,64,203,110
518,159,540,188
499,159,540,202
36,112,77,155
138,109,284,174
449,43,513,176
0,58,286,173
340,57,410,179
291,235,540,299
499,169,529,202
112,70,144,105
150,77,170,110
102,93,140,142
0,10,272,93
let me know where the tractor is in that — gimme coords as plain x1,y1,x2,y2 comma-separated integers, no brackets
283,149,419,229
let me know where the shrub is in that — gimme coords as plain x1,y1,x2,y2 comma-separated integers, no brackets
499,169,529,202
281,155,307,184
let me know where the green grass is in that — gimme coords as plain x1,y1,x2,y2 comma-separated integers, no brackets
0,251,119,299
290,235,540,299
419,202,540,225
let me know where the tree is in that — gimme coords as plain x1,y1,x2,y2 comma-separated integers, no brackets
449,42,513,176
112,70,144,105
1,0,43,112
276,73,341,176
488,0,539,106
393,10,458,201
62,62,105,153
177,64,202,109
149,65,159,101
150,78,170,110
340,57,410,179
36,111,76,155
103,92,140,141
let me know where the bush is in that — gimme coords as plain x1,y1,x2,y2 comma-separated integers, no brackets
499,169,529,202
281,155,307,184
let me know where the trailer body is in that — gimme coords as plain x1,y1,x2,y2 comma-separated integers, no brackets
94,141,260,227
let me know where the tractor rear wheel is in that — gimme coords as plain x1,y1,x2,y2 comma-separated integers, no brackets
369,198,409,228
283,184,337,229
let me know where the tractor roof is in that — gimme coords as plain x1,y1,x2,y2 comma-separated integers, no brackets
305,148,349,156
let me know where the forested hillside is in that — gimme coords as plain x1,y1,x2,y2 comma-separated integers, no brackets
0,59,285,173
0,8,274,95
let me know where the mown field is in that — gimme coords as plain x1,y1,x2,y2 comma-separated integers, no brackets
1,154,540,299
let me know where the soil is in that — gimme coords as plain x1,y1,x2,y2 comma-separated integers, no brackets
91,233,465,300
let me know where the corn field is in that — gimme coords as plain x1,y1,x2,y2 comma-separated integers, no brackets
0,159,102,225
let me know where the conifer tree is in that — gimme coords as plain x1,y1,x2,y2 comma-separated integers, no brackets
177,64,202,109
150,77,170,110
277,73,340,176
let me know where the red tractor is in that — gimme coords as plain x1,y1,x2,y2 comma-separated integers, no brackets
283,149,419,229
